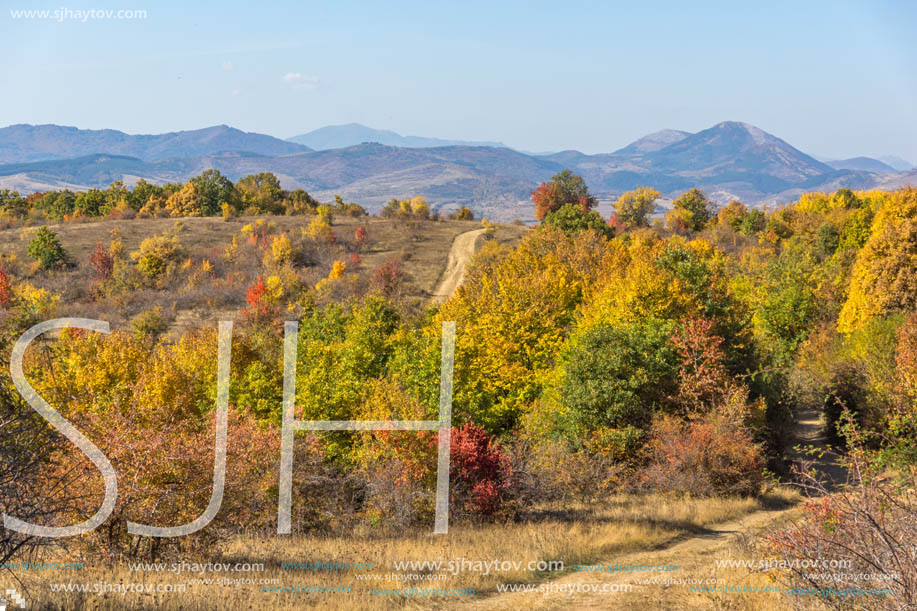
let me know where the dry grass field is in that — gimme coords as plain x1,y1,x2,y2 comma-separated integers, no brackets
11,490,799,610
0,215,527,332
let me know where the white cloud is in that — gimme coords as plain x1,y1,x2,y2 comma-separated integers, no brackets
281,72,319,90
221,60,235,71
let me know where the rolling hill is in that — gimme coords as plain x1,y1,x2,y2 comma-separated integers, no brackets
0,121,913,221
826,157,899,173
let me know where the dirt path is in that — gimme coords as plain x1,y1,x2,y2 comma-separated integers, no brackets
431,228,486,302
788,406,847,487
456,505,796,611
452,407,843,610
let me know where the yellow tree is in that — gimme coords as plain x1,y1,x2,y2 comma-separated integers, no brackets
614,186,659,227
838,188,917,333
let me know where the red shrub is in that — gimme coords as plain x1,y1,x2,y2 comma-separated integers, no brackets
371,260,405,299
243,276,278,322
531,181,562,221
362,422,514,520
88,241,114,281
0,265,12,308
450,422,513,516
354,225,368,249
608,213,627,234
639,413,764,497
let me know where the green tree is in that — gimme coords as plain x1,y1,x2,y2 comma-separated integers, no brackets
542,203,613,238
0,189,27,217
128,179,162,211
74,188,106,217
740,208,766,235
614,186,660,227
27,226,70,270
191,169,236,216
558,320,678,433
34,191,76,221
672,188,713,231
236,172,283,213
816,222,840,256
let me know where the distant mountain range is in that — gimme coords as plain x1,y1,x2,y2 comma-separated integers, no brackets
877,155,914,171
0,124,310,164
0,121,913,222
287,123,506,150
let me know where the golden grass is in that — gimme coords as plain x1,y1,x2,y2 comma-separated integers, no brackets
14,490,799,610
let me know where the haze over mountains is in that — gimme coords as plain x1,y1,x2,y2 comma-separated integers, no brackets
288,123,506,150
0,121,913,221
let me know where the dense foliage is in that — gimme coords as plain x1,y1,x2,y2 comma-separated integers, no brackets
2,172,916,565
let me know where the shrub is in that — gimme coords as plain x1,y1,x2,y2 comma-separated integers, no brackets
359,420,513,522
816,221,840,255
130,307,169,340
370,260,405,299
243,276,284,323
131,234,185,282
449,422,514,517
668,316,729,413
88,241,114,281
455,206,474,221
27,226,69,270
639,412,764,497
270,233,295,266
354,225,368,250
0,265,12,308
671,188,713,231
740,208,766,235
822,362,869,450
767,446,917,609
614,186,660,227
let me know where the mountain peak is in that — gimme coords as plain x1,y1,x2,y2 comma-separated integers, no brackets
646,121,832,181
708,121,772,145
613,129,691,155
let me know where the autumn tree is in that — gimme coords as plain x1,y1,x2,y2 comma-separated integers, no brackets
236,172,283,213
838,187,917,332
531,169,597,221
165,182,202,217
614,186,660,227
672,188,713,231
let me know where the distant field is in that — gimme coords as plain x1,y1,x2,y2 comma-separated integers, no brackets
0,215,527,330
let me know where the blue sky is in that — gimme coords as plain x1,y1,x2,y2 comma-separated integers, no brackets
2,0,915,160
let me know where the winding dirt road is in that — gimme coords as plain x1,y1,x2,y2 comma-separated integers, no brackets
431,228,486,302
